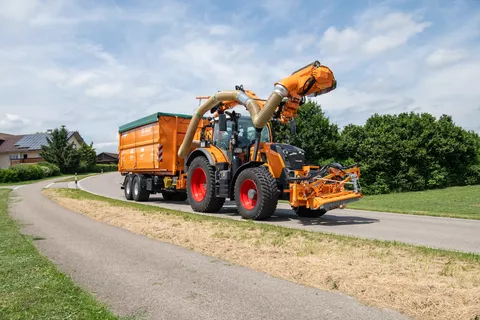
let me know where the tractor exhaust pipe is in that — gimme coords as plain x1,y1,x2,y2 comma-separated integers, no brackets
178,84,288,158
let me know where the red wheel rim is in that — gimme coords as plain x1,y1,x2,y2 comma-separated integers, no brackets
191,167,207,202
239,179,257,210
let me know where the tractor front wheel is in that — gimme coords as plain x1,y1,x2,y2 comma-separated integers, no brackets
187,157,225,212
234,166,278,220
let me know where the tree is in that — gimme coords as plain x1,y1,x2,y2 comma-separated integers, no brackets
78,142,97,172
271,100,340,165
339,112,480,194
40,126,80,174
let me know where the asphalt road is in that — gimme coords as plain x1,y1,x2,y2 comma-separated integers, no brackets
79,172,480,254
7,181,407,320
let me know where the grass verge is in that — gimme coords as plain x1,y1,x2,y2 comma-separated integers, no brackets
57,173,99,183
0,189,119,320
348,185,480,220
0,176,63,187
44,188,480,320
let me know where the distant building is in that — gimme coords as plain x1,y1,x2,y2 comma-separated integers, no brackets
97,152,119,164
0,131,84,169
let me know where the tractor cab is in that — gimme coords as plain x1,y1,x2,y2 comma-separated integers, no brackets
210,113,271,159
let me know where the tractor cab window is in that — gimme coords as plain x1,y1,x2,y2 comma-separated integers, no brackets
213,121,233,151
237,117,270,148
213,116,271,152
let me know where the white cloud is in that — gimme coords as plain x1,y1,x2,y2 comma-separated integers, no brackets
0,114,31,132
320,27,361,53
85,83,123,98
362,13,431,54
425,48,468,67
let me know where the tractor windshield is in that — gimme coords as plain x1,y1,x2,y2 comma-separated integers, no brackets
213,116,271,151
237,117,271,147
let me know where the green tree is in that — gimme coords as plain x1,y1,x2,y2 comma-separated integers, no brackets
339,112,480,194
78,142,97,172
40,126,80,174
271,100,340,165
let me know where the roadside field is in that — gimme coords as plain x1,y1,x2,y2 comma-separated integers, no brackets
0,189,119,320
348,185,480,220
44,188,480,320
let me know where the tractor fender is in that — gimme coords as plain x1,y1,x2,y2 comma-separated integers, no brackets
185,148,215,169
229,161,264,199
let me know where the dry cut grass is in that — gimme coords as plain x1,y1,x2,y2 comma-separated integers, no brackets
43,189,480,320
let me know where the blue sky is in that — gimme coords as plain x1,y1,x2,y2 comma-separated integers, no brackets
0,0,479,152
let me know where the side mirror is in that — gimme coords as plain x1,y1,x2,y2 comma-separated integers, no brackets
290,119,296,135
218,113,227,132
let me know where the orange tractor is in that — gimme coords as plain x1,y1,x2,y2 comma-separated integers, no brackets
118,61,362,220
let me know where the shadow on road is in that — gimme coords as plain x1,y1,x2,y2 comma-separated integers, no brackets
268,212,379,226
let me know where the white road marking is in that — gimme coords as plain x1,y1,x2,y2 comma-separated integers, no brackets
45,183,54,189
13,185,23,190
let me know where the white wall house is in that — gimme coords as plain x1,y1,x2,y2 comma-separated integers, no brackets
0,131,84,169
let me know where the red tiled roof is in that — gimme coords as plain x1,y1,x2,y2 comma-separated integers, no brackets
0,134,25,153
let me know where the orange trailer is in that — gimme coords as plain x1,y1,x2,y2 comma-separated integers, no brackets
118,112,208,201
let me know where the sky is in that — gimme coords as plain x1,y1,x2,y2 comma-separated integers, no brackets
0,0,479,153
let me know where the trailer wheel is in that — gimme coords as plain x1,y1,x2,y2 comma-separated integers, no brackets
132,175,150,202
292,206,327,218
234,166,278,220
187,156,225,212
124,175,133,200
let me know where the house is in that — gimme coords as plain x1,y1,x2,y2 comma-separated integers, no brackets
0,131,84,169
97,152,119,164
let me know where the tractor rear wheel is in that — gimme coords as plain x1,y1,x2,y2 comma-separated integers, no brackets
187,156,225,212
132,175,150,202
234,166,278,220
293,206,327,218
124,174,133,201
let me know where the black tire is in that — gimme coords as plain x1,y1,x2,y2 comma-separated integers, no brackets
187,157,225,212
234,166,278,220
293,206,327,218
132,175,150,202
124,175,133,200
162,192,187,202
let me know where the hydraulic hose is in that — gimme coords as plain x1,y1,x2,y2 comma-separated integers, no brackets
177,84,288,158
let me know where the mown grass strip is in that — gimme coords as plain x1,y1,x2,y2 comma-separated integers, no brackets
0,189,119,320
45,188,480,320
348,185,480,220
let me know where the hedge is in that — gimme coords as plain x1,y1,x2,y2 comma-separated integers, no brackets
0,163,61,184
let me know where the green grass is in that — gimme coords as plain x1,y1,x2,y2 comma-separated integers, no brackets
348,185,480,220
51,188,480,263
0,175,63,187
0,189,120,320
57,173,99,183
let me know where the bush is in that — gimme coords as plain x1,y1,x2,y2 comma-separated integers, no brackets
11,164,45,181
0,169,19,183
37,162,61,177
0,163,62,184
92,164,118,173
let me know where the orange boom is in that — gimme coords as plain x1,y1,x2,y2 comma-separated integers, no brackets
119,61,362,220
